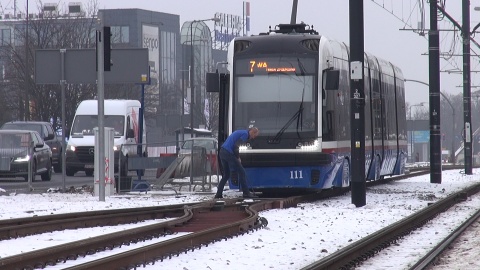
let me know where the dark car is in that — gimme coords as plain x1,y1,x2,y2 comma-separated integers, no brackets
179,137,219,173
1,121,63,173
0,130,52,181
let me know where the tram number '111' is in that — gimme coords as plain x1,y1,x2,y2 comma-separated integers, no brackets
290,170,304,179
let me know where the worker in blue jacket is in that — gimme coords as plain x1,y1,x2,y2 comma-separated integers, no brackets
215,127,259,199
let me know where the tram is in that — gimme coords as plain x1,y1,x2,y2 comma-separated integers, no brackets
209,23,407,194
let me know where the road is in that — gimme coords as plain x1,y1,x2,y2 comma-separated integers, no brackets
0,171,148,194
0,172,95,193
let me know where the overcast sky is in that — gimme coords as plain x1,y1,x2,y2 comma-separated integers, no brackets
11,0,480,105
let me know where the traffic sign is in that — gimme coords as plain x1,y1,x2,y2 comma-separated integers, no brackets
35,48,149,84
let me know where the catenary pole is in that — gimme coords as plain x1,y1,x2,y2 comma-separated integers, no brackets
349,0,366,207
462,0,472,175
428,0,442,184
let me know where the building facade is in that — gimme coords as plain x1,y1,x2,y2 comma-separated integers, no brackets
0,5,228,143
102,9,224,143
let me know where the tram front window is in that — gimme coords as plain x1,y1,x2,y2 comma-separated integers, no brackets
233,57,317,139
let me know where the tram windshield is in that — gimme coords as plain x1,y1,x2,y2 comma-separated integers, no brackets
233,56,317,138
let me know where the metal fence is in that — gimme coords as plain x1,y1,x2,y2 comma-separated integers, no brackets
116,139,219,193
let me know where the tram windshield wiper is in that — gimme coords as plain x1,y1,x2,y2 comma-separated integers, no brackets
268,58,307,144
297,57,305,76
269,95,304,144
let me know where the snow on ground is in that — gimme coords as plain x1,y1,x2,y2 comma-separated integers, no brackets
0,169,479,269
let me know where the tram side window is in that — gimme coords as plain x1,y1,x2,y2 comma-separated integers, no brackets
371,77,382,140
381,76,396,141
363,68,372,141
323,110,334,141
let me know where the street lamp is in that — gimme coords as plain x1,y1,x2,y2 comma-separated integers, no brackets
180,38,208,143
187,17,219,185
188,17,219,138
158,68,167,136
410,102,426,163
404,79,456,163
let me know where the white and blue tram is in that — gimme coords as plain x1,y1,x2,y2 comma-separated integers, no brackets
216,23,407,193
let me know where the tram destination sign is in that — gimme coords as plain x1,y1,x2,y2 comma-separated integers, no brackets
236,58,316,75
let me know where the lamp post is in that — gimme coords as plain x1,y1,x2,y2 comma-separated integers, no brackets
180,38,191,144
410,103,425,162
404,79,456,163
158,68,167,137
187,17,219,185
189,21,194,138
181,37,209,142
25,0,29,121
188,17,219,138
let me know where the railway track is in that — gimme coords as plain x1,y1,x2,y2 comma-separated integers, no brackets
0,202,201,240
0,202,202,269
300,183,480,269
0,166,473,269
411,205,480,269
0,196,315,269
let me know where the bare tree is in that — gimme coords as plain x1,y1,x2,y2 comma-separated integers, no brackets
205,92,219,135
0,1,99,131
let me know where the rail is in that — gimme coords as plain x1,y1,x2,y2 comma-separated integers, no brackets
410,205,480,269
300,184,480,269
0,194,328,269
0,202,199,240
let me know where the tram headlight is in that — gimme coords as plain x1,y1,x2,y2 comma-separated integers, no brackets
239,143,252,151
297,140,319,150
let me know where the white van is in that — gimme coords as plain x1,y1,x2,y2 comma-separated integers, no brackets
65,99,147,177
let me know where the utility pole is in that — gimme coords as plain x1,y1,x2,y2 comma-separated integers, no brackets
462,0,472,175
349,0,366,207
96,12,105,201
429,0,442,184
24,0,29,120
435,1,474,174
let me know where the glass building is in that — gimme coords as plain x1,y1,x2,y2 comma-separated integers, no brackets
180,20,215,132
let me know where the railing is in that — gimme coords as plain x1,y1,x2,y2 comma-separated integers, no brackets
117,139,219,193
454,126,480,164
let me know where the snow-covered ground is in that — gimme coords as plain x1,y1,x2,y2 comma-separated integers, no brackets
0,169,479,269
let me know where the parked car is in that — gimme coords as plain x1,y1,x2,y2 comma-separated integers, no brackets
179,137,219,173
156,137,220,178
1,121,63,173
179,137,218,154
0,130,52,181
